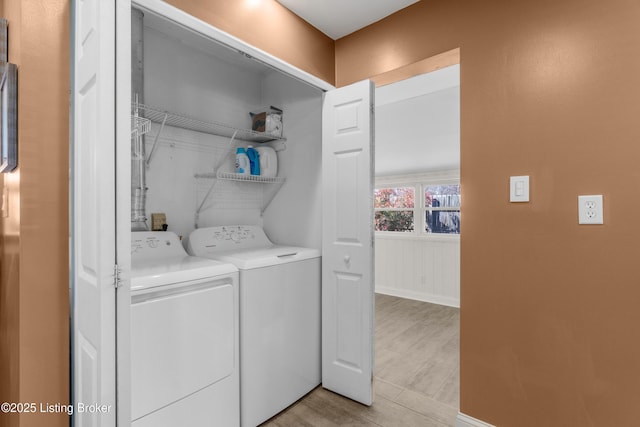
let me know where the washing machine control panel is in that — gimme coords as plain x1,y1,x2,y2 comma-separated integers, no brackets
131,231,187,260
188,225,272,254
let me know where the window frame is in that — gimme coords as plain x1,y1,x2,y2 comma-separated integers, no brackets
373,186,416,233
374,170,460,239
423,183,461,235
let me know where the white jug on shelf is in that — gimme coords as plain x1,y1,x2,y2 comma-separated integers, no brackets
256,146,278,177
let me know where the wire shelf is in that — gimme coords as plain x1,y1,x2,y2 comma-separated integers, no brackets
194,171,286,217
195,172,286,184
134,103,286,143
219,172,286,184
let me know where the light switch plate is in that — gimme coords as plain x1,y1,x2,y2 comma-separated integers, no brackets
578,195,603,224
510,176,529,202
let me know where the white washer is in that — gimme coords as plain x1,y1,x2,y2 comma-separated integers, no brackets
130,231,239,427
187,226,321,427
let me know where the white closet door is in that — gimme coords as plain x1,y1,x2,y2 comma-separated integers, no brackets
72,0,117,425
321,79,375,405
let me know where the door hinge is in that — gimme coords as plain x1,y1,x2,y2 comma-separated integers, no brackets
114,264,122,288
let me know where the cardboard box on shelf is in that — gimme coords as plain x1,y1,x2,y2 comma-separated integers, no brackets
250,106,283,138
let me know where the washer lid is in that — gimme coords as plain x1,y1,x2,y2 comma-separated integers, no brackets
187,225,272,255
210,245,320,270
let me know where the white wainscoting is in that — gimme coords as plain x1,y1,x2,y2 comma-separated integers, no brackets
375,233,460,307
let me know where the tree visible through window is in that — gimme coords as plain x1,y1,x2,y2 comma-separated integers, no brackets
374,187,415,232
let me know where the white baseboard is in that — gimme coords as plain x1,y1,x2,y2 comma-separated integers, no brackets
456,412,495,427
375,286,460,308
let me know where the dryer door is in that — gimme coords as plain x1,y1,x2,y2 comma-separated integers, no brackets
130,276,236,421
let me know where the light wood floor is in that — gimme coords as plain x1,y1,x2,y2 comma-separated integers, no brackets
262,294,460,427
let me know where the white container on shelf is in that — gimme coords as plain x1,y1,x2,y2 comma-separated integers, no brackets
256,146,277,178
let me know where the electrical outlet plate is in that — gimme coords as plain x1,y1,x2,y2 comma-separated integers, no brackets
578,195,603,224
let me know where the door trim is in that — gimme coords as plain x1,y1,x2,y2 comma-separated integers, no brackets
370,48,460,88
115,0,132,425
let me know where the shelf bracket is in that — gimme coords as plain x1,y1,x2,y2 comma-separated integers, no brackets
146,113,168,166
214,130,239,171
260,180,285,216
194,131,239,226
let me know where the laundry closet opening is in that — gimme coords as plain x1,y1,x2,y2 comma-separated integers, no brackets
123,2,457,425
127,5,327,426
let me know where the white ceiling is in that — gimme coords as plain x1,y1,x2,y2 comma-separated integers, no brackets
277,0,420,40
375,65,460,177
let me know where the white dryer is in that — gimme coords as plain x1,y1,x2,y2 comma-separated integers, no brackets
187,226,321,427
130,231,239,427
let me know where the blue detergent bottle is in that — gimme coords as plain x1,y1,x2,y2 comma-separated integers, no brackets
235,147,250,175
247,145,260,176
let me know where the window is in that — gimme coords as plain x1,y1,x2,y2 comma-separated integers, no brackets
374,187,415,232
374,177,460,236
424,185,461,234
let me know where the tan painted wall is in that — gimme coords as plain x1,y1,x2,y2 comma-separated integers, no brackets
0,184,21,417
337,0,640,425
0,1,69,427
5,1,639,426
0,3,23,426
165,0,335,85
